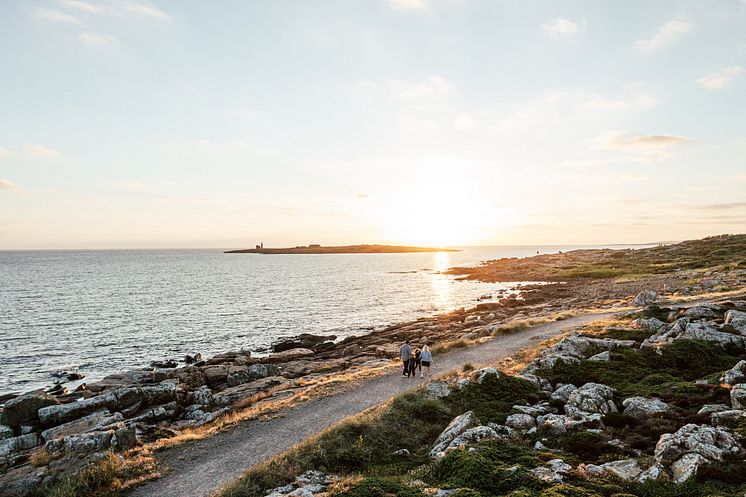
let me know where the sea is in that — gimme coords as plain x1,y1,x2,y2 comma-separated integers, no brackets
0,245,650,396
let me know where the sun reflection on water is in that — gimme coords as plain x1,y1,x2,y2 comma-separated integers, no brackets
431,252,452,311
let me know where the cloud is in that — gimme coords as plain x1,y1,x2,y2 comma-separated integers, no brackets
36,7,79,23
697,66,745,90
388,0,429,11
595,131,689,150
542,18,586,37
355,76,456,101
0,179,20,190
79,32,118,46
58,0,171,21
690,202,746,211
734,173,746,182
58,0,103,13
576,86,657,112
25,144,60,158
636,19,692,52
0,146,8,157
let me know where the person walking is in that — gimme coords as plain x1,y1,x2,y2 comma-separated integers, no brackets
420,345,433,377
414,347,422,377
399,340,412,377
407,350,417,378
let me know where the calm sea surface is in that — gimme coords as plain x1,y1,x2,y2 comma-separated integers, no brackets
0,245,648,395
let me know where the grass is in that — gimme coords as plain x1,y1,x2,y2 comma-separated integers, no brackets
31,450,159,497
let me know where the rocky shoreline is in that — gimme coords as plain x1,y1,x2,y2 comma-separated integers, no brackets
2,240,746,495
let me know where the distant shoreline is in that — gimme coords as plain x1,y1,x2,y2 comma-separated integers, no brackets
224,244,462,254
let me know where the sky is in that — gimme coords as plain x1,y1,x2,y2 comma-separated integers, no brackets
1,0,745,249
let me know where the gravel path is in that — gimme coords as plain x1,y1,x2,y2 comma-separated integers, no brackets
129,313,611,497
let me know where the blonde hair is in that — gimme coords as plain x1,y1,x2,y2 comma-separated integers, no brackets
422,345,430,352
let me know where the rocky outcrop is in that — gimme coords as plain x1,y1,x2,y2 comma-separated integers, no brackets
730,383,746,409
0,391,59,427
633,290,657,306
564,383,617,420
655,424,742,468
212,376,286,406
721,361,746,386
430,411,478,460
580,459,644,481
622,397,669,418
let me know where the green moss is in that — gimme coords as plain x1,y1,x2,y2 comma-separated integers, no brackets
332,477,426,497
445,374,540,424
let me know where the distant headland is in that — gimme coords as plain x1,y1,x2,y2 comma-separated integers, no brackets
224,244,461,254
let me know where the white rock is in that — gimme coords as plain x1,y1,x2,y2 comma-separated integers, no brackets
588,351,611,362
426,381,452,399
0,433,38,457
637,462,664,482
622,397,669,418
0,424,13,440
505,413,535,432
551,384,578,403
670,453,709,484
443,426,499,455
721,360,746,386
711,410,746,427
473,368,500,384
725,309,746,330
565,383,617,420
430,411,478,459
698,404,730,416
731,383,746,409
654,423,742,465
633,290,657,306
596,459,643,481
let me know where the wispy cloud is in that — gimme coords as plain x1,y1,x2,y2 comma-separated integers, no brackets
36,7,79,23
689,202,746,211
636,19,692,53
0,146,9,157
25,144,60,158
697,66,744,90
577,86,657,112
0,179,21,190
354,75,456,101
734,173,746,182
388,0,429,12
79,32,118,46
59,0,103,13
57,0,171,21
595,131,689,150
542,18,586,37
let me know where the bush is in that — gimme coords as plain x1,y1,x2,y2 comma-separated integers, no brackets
558,432,616,463
333,477,426,497
445,374,540,424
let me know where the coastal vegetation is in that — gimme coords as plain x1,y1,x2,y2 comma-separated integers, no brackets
216,299,746,497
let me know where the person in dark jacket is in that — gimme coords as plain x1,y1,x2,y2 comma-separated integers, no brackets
407,350,417,378
400,340,412,377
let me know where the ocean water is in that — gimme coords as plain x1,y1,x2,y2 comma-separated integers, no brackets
0,245,648,395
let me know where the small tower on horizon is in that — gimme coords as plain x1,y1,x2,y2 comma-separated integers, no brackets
261,241,263,249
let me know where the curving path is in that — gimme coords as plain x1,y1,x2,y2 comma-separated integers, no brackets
129,313,612,497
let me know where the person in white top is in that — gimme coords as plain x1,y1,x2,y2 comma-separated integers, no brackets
419,345,433,377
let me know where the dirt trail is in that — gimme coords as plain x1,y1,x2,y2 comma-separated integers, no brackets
129,313,611,497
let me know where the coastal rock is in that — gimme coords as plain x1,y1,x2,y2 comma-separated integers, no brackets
60,430,113,455
505,413,535,432
212,376,285,406
202,365,234,386
374,344,400,359
580,459,643,481
654,424,742,465
622,397,669,418
0,424,13,440
271,334,336,353
565,383,617,420
684,306,719,320
0,433,38,457
670,453,709,484
632,317,666,333
264,349,314,364
38,392,117,426
633,290,657,306
41,409,122,442
698,404,730,416
342,344,362,357
730,383,746,409
643,320,746,349
550,384,578,403
725,310,746,331
112,427,137,451
227,364,280,387
472,367,500,384
430,411,478,459
721,360,746,386
193,407,231,427
637,463,665,482
443,426,499,454
588,351,610,362
530,459,572,483
141,383,179,405
425,381,452,399
0,390,59,427
191,385,214,406
536,414,584,435
710,410,746,427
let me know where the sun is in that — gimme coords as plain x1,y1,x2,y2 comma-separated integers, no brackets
376,183,507,247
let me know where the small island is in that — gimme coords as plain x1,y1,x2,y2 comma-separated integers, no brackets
224,244,461,254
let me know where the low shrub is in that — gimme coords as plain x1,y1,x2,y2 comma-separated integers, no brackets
445,374,540,424
330,477,426,497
